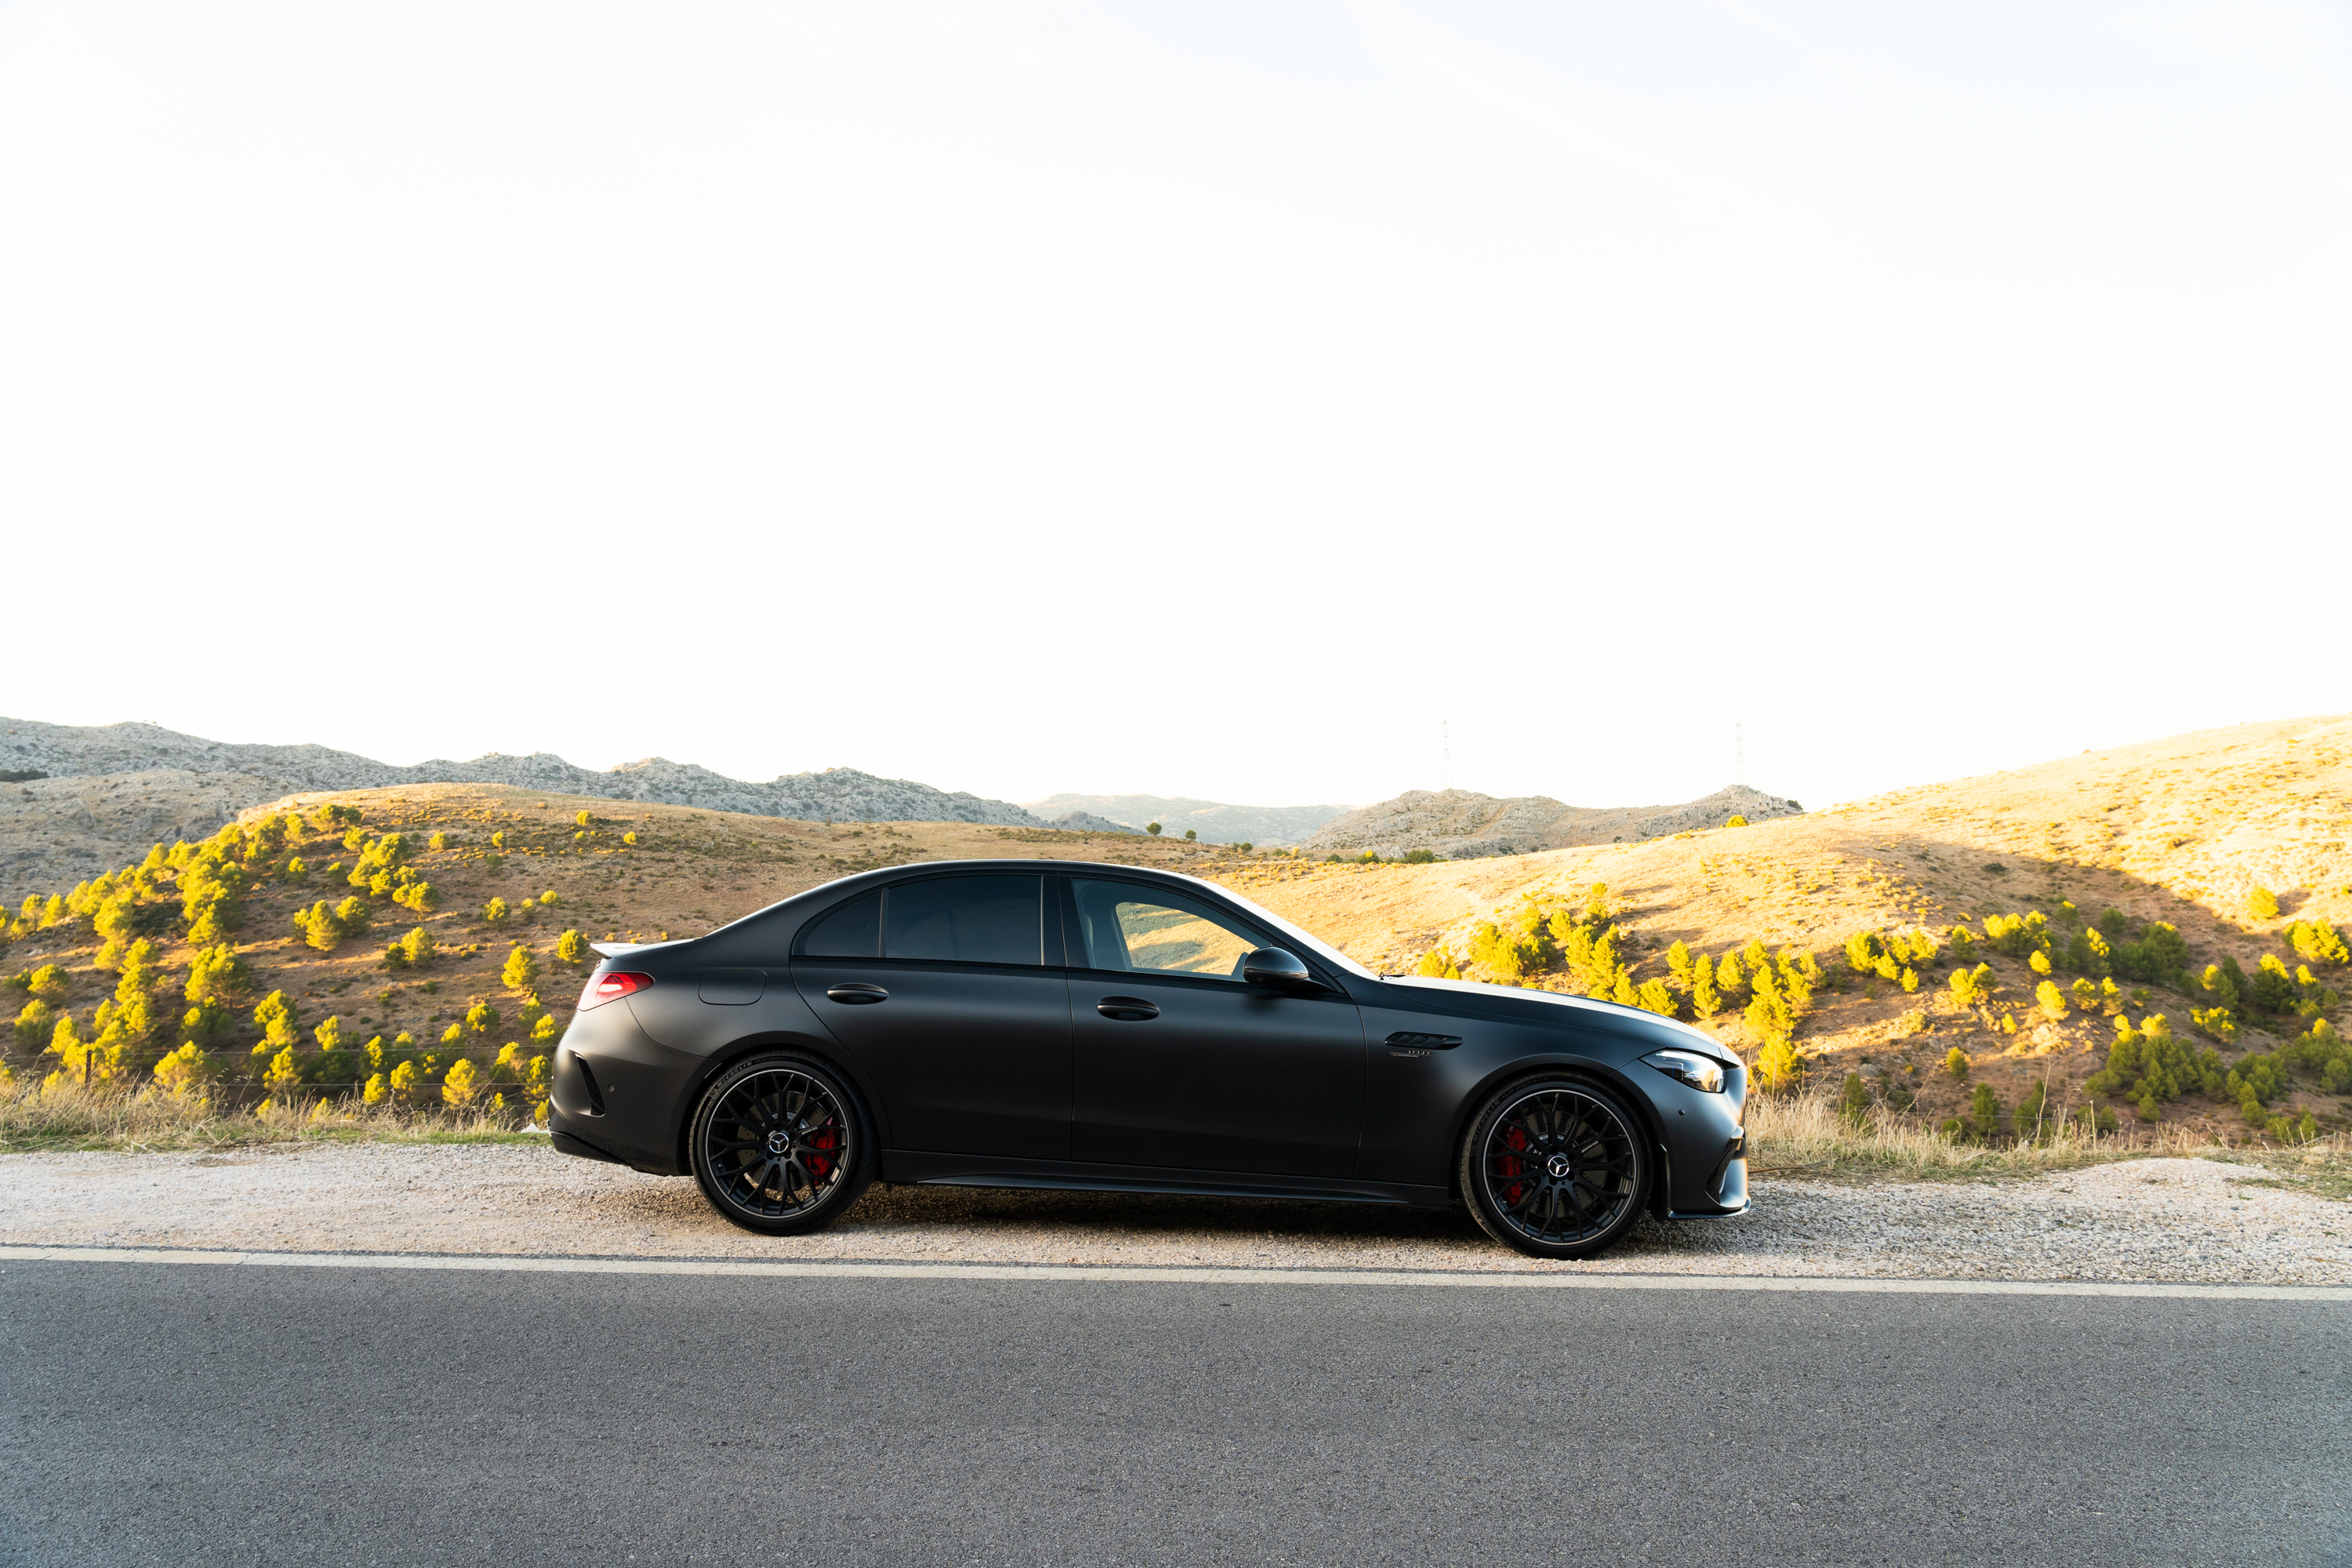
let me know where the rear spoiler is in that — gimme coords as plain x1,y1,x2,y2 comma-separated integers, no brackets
590,939,688,959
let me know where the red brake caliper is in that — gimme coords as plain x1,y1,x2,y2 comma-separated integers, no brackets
1499,1125,1529,1205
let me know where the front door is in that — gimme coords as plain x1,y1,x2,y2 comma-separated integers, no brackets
1065,877,1364,1177
793,873,1072,1160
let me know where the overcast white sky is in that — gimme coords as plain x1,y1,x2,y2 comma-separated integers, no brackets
2,2,2347,811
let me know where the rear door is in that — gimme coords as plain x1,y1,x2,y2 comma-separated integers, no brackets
793,873,1072,1160
1065,877,1365,1178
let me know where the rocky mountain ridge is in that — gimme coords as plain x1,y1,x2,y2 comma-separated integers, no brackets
1022,793,1352,846
0,717,1046,895
1298,783,1804,860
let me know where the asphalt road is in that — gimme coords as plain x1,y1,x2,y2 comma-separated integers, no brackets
0,1261,2346,1566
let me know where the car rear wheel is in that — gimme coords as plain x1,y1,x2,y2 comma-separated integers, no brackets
690,1052,873,1236
1458,1076,1650,1260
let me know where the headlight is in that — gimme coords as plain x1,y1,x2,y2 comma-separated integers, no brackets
1642,1048,1726,1093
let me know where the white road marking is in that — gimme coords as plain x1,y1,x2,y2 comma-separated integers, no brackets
0,1243,2344,1300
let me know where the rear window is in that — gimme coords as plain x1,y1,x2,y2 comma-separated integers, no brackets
799,891,880,957
884,875,1041,966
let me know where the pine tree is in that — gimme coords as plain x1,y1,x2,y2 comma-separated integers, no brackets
465,1000,500,1036
503,944,539,994
1839,1072,1869,1128
2035,979,2069,1022
1944,1046,1970,1080
1716,952,1744,994
1967,1084,2004,1142
1665,941,1694,989
1690,961,1722,1019
253,990,300,1049
556,928,589,965
184,943,249,1004
2245,886,2280,922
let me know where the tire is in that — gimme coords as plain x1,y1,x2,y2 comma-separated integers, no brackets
690,1051,874,1236
1457,1076,1651,1260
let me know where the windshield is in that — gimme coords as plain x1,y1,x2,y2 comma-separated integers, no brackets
1185,876,1375,981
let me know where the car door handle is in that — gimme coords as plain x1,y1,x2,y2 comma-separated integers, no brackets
1098,997,1160,1022
826,983,890,1005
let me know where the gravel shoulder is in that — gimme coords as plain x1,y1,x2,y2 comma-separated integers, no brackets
4,1143,2349,1282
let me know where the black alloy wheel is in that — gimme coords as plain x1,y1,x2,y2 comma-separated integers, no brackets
1458,1076,1650,1260
690,1052,873,1236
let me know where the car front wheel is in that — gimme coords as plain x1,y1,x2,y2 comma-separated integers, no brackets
1458,1076,1651,1260
690,1052,873,1236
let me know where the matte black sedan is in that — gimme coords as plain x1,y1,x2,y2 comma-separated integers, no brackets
548,860,1748,1258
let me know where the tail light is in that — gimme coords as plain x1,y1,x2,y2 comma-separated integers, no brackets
579,971,653,1011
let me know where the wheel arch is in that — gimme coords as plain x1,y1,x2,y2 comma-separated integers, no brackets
670,1030,884,1178
1443,1057,1671,1206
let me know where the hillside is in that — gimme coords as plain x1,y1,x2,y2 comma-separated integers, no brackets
1022,793,1351,846
1299,783,1804,860
1236,715,2352,1139
2,716,2346,1150
0,718,1045,897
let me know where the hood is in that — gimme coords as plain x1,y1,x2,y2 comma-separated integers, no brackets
1376,974,1740,1063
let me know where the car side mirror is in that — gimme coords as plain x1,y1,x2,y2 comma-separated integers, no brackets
1242,947,1326,993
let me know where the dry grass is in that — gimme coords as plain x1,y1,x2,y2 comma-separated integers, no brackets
0,1080,543,1154
1743,1085,2352,1185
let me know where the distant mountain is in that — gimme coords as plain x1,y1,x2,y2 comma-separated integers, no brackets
1023,793,1354,846
0,717,1053,893
1298,784,1804,861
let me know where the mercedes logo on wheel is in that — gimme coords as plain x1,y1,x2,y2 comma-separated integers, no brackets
1546,1153,1573,1179
766,1131,791,1156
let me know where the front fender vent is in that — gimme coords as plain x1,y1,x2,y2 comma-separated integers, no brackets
1385,1032,1462,1051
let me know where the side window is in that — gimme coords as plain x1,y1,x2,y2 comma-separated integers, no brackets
800,890,880,957
1070,880,1261,979
884,876,1042,966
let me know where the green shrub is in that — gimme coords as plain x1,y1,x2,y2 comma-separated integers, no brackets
1634,978,1676,1018
1948,964,1991,1007
1666,941,1694,989
1967,1084,2005,1142
1838,1072,1869,1128
556,928,590,966
293,900,340,953
1145,822,1162,836
1690,960,1722,1019
1944,1046,1969,1080
1412,950,1457,979
2288,920,2348,966
465,1000,500,1036
2063,925,2111,977
1754,1032,1798,1091
1726,815,1748,828
2246,954,2298,1014
482,897,511,925
503,944,539,993
2189,1005,2238,1044
2088,1013,2223,1105
1401,848,1434,863
2245,886,2280,922
2034,979,2069,1022
2015,1077,2050,1137
253,990,301,1050
2111,921,2189,985
2227,1051,2285,1116
184,943,249,1004
1984,913,2037,959
1843,931,1876,975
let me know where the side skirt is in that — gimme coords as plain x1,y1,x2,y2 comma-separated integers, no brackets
883,1150,1453,1209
